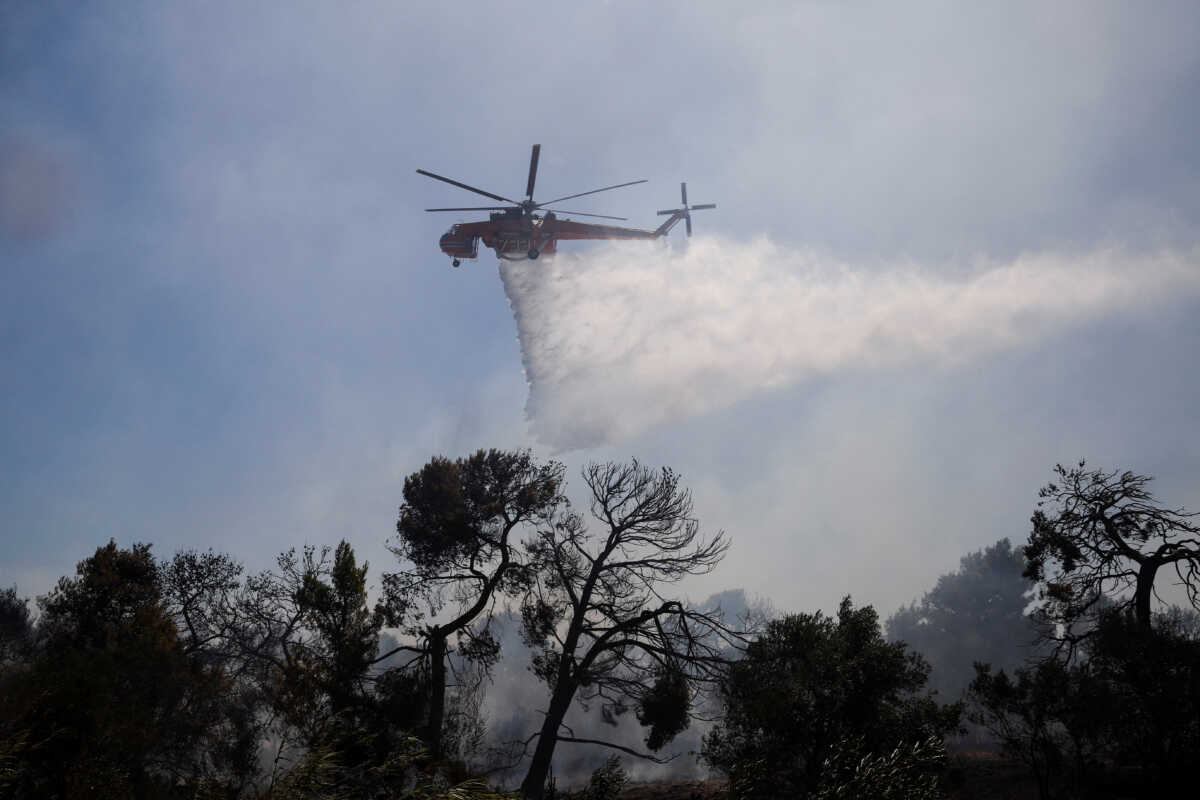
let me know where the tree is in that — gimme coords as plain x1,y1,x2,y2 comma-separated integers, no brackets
970,607,1200,798
702,598,961,800
0,541,236,799
381,449,566,758
966,463,1200,797
160,548,268,792
160,548,244,662
1024,462,1200,641
886,538,1043,699
1081,608,1200,784
518,461,738,799
0,586,32,665
969,658,1102,800
223,542,388,781
0,586,35,793
294,540,380,719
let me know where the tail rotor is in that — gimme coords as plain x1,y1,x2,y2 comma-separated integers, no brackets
657,182,716,236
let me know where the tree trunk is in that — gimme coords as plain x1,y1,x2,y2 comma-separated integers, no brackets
1134,562,1159,630
519,681,577,799
428,631,447,759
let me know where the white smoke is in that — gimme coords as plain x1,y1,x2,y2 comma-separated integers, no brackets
500,238,1200,451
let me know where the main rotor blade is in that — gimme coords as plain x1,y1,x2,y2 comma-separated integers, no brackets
537,179,647,207
686,215,693,236
526,144,541,199
542,209,628,220
416,169,517,204
690,203,717,210
681,182,688,206
425,206,511,212
657,209,682,215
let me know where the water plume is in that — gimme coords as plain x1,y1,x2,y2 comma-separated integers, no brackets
500,237,1199,450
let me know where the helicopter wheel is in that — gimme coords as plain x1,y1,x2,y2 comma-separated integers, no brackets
452,259,461,267
527,248,539,260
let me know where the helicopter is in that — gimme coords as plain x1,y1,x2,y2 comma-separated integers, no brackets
418,144,714,266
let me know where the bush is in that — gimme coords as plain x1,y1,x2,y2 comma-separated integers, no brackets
703,597,960,799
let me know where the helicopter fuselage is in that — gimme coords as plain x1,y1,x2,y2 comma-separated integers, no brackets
439,210,676,264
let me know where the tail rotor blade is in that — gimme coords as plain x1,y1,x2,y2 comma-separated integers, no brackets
526,144,541,199
658,182,713,236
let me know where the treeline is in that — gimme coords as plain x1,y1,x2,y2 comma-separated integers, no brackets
1,453,1198,799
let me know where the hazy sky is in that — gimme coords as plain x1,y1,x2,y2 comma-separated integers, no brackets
4,0,1199,620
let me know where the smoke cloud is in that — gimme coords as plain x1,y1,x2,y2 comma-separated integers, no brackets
500,238,1200,450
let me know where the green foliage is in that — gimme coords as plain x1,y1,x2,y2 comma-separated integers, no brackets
0,587,32,664
393,449,563,578
266,724,514,800
396,455,486,573
295,540,380,717
636,666,691,752
538,757,627,800
968,658,1098,799
703,597,961,799
813,736,946,800
0,541,245,798
970,608,1200,797
578,756,628,800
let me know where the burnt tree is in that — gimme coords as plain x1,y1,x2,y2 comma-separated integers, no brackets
518,461,738,799
1025,462,1200,643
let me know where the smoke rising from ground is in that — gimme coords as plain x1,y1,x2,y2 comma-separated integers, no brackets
501,238,1200,450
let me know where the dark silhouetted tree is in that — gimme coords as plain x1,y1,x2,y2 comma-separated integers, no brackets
0,542,236,799
969,658,1101,800
971,607,1200,799
1025,462,1200,643
381,449,566,758
295,540,380,719
0,586,32,665
703,598,961,800
968,463,1200,798
159,548,267,791
518,461,738,799
886,538,1043,699
219,542,391,781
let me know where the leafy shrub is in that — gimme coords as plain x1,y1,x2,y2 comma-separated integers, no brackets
704,597,960,798
814,736,946,800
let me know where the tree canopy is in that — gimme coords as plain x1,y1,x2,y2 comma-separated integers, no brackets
703,597,961,799
1025,462,1200,641
0,542,245,799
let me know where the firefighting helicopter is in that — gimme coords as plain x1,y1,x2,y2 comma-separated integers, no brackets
418,144,714,266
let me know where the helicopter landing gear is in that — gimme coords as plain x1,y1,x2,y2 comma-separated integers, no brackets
527,248,539,260
452,258,461,267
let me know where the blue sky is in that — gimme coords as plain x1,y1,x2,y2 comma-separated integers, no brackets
3,0,1200,616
